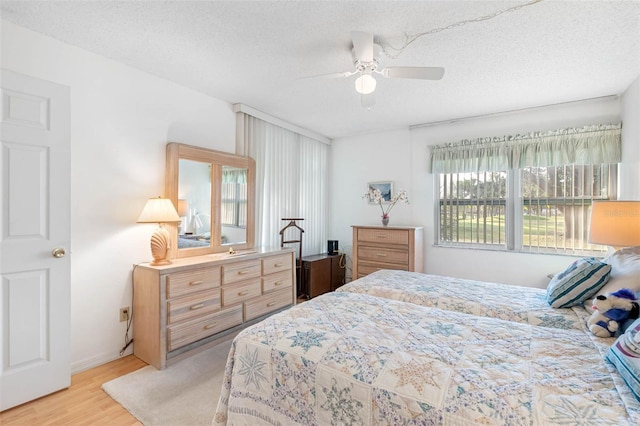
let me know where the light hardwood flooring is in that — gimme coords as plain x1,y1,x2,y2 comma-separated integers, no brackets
0,355,147,425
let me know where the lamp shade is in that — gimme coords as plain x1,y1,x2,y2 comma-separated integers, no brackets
137,197,181,224
589,200,640,248
177,199,189,216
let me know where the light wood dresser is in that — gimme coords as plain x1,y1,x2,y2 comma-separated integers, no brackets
133,248,296,369
352,225,424,279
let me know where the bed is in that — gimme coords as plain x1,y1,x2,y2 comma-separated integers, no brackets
336,269,589,331
213,248,640,425
177,235,210,248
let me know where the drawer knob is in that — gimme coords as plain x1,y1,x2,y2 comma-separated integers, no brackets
274,281,282,286
238,270,250,275
273,263,283,267
238,290,249,296
376,253,387,257
375,234,387,238
190,280,204,286
267,302,276,307
204,322,217,330
189,303,205,310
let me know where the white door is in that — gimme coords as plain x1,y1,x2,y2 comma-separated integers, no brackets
0,69,71,411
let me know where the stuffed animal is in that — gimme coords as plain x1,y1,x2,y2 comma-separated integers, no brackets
587,288,640,337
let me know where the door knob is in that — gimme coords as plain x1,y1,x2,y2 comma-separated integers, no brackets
52,248,66,258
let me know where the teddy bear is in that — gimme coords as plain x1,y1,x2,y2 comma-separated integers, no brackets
587,288,640,337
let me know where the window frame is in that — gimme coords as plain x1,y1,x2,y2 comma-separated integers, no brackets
435,164,617,255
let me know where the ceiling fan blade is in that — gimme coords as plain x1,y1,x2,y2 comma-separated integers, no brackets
298,70,356,80
351,31,374,62
381,66,445,80
361,92,376,109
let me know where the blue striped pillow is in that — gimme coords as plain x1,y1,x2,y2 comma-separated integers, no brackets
606,317,640,402
546,258,611,308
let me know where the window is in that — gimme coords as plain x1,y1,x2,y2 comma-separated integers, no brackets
221,180,247,228
439,171,507,246
438,165,617,253
519,164,616,252
432,124,622,255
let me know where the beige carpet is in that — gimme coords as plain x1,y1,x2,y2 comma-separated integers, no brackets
102,338,232,426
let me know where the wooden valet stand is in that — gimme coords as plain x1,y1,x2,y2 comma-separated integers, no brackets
279,218,306,299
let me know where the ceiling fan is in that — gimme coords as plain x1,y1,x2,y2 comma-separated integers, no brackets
316,31,445,108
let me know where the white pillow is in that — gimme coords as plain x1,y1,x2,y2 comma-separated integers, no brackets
597,246,640,296
605,246,640,276
595,273,640,296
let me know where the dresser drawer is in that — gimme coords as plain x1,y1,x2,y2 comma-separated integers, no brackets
167,305,243,352
358,262,408,277
166,289,221,325
262,270,292,293
262,253,292,275
244,288,293,321
357,228,408,245
166,267,221,299
222,260,261,285
357,246,409,265
221,279,261,307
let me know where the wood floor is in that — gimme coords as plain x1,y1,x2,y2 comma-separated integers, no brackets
0,355,147,425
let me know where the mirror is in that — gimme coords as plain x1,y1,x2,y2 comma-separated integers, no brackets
220,165,248,245
177,159,212,247
165,143,255,258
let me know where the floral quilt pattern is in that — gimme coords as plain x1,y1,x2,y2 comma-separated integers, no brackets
213,292,639,425
337,269,590,331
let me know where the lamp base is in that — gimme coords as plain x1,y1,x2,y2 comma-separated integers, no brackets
150,226,172,266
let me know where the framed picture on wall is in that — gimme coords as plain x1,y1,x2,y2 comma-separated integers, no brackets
367,181,393,203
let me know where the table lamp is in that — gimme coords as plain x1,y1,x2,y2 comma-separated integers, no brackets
177,199,189,235
137,197,181,265
589,200,640,250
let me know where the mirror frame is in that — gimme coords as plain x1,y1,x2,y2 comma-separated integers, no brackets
165,142,255,259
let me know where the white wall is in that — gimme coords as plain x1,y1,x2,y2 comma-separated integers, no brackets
328,127,413,280
330,93,639,288
2,21,236,372
620,76,640,199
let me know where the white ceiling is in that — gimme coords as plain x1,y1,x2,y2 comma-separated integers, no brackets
1,0,639,140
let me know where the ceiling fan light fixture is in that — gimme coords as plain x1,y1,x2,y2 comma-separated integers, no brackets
355,73,376,94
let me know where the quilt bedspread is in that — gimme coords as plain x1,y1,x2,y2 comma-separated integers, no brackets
337,269,589,331
213,292,638,425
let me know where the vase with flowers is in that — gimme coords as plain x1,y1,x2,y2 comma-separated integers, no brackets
363,188,409,226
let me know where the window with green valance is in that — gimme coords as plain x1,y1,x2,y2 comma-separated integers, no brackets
429,123,621,254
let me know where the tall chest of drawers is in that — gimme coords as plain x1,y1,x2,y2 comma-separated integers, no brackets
133,248,295,369
352,225,424,280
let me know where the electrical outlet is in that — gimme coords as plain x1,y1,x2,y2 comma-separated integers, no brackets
120,307,130,322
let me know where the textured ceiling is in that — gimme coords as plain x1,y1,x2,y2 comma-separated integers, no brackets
1,0,639,140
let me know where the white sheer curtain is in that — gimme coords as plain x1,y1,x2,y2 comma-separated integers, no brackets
242,115,328,256
430,123,622,173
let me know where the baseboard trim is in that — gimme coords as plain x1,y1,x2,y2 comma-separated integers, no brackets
71,347,134,374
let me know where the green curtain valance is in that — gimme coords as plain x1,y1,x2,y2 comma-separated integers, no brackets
222,168,247,184
429,123,622,173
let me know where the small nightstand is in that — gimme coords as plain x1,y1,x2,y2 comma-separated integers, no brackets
300,253,345,299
